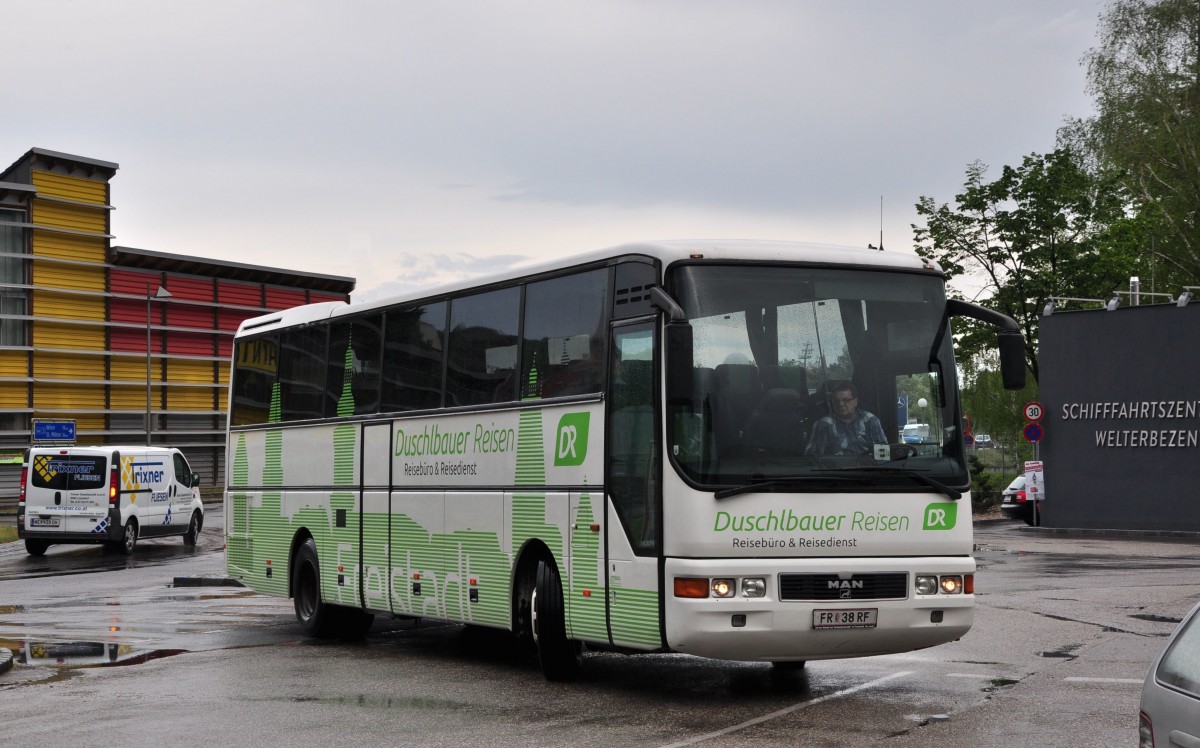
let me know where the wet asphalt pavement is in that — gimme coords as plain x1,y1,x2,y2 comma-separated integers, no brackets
0,509,1197,747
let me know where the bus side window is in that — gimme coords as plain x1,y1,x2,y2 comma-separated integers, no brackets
381,301,447,412
279,325,327,422
521,268,608,399
231,333,279,426
325,314,382,417
446,287,521,407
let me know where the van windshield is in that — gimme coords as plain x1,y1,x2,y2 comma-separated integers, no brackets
30,454,108,491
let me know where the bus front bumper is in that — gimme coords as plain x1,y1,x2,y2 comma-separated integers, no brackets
663,556,975,662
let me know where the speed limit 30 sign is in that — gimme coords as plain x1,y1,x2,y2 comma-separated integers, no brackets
1024,401,1045,421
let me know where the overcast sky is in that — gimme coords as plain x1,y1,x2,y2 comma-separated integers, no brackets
6,0,1103,303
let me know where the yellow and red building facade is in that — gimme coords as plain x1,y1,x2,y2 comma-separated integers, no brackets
0,148,354,495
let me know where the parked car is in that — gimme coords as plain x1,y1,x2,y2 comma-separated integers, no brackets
1139,600,1200,747
999,473,1042,526
973,433,995,449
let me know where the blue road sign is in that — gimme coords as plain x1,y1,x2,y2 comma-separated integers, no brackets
33,419,76,443
1023,422,1043,443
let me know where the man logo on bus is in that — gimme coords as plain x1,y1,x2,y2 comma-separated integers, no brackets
554,413,590,466
923,502,958,530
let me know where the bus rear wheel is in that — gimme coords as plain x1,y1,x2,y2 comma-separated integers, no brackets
293,538,335,637
532,558,581,682
292,538,374,639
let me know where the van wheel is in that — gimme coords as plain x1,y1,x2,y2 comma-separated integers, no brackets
532,558,581,682
120,520,138,555
25,539,49,557
183,511,202,546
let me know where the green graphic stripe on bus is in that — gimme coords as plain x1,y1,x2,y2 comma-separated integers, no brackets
232,433,249,485
327,490,361,607
332,425,356,485
226,433,252,577
514,409,546,486
567,489,607,642
336,343,354,418
361,512,389,611
608,588,661,646
445,529,511,626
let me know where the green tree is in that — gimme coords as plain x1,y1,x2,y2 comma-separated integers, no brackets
912,149,1139,384
1068,0,1200,287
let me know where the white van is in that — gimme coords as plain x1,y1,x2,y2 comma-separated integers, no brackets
17,446,203,556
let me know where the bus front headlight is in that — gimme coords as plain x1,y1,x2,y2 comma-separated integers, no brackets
741,577,766,598
711,579,736,598
939,575,964,594
915,576,939,595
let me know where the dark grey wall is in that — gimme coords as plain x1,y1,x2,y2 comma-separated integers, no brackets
1039,303,1200,531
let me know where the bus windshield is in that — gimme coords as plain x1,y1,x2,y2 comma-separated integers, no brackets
668,263,966,488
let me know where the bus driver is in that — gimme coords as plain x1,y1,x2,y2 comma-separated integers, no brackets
805,381,888,456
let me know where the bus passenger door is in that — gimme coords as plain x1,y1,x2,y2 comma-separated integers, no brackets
605,321,664,650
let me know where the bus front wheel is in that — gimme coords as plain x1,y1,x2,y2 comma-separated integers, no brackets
532,558,581,682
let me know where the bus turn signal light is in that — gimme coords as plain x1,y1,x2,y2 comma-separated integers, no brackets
674,578,710,599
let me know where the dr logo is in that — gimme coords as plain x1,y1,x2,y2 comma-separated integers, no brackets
922,503,958,530
553,413,590,466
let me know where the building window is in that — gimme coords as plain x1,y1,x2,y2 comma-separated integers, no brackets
0,208,28,346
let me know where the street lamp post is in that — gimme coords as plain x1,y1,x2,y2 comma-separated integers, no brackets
146,283,173,445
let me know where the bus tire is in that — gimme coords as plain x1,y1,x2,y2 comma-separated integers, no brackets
25,539,49,557
512,559,538,655
293,537,337,638
183,511,202,546
533,557,581,682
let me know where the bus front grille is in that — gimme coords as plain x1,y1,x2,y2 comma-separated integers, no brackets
778,572,908,601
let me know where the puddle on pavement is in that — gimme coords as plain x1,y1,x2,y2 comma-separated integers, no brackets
265,694,471,710
1129,612,1183,624
16,640,187,668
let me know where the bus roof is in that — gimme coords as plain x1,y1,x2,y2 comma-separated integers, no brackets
234,240,943,336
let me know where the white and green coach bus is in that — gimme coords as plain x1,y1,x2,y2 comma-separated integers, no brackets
224,240,1025,680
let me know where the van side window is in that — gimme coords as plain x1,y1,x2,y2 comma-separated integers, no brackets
173,453,194,487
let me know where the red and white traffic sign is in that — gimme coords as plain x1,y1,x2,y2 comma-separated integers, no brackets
1023,401,1045,421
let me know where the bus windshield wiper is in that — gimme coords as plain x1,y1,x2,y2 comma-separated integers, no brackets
813,467,962,501
714,475,871,500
